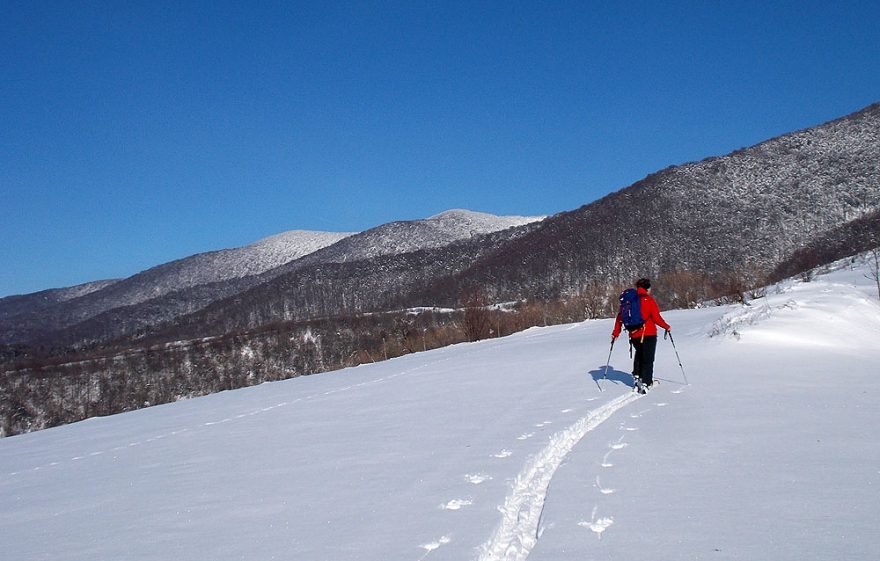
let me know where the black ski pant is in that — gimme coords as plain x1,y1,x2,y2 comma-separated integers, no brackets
631,335,657,387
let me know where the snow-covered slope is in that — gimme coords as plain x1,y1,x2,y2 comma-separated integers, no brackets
1,256,878,560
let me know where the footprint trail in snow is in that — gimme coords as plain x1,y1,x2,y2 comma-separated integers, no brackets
476,392,640,561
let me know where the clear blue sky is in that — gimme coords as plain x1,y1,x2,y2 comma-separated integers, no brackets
2,1,879,297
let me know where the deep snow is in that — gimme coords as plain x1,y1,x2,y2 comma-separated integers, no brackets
1,257,879,561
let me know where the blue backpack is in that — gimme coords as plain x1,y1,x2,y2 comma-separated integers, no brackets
618,288,644,332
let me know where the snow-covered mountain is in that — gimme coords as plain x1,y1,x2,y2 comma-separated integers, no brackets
3,103,879,355
429,208,542,232
193,230,358,282
2,255,877,560
434,102,880,301
79,229,356,307
144,103,880,344
0,211,543,346
0,230,353,344
269,209,544,272
0,279,120,321
48,279,122,302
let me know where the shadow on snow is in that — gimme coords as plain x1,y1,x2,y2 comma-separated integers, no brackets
589,366,634,388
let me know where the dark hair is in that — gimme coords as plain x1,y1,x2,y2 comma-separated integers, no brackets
636,278,651,290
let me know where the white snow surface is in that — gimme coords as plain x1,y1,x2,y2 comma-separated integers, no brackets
2,257,879,560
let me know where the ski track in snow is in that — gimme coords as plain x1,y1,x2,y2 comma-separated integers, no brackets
476,392,641,561
5,330,672,561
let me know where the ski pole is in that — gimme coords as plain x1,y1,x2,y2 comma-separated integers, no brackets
599,338,615,391
665,330,689,385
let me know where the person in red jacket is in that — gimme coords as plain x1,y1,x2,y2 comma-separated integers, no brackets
612,278,671,393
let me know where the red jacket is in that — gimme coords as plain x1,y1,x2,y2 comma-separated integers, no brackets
612,287,671,339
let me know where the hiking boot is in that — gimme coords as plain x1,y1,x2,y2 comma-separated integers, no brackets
633,379,646,394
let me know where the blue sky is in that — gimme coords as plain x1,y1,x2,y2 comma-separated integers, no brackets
2,1,879,297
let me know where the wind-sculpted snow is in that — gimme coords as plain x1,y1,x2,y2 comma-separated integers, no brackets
709,253,880,346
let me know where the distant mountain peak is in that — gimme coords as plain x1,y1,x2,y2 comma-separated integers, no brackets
427,208,544,223
239,229,356,261
276,208,546,268
424,209,546,236
427,208,489,220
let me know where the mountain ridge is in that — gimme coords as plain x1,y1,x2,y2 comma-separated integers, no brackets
2,102,878,351
0,211,544,346
142,101,880,341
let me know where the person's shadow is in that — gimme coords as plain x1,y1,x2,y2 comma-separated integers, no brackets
589,366,634,388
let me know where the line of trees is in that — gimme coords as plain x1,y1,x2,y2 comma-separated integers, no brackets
1,267,771,437
3,305,494,436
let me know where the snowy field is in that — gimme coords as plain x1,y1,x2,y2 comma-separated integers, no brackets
2,257,879,561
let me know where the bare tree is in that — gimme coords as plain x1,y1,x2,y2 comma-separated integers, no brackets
392,317,417,353
579,281,611,319
867,248,880,300
461,287,492,342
